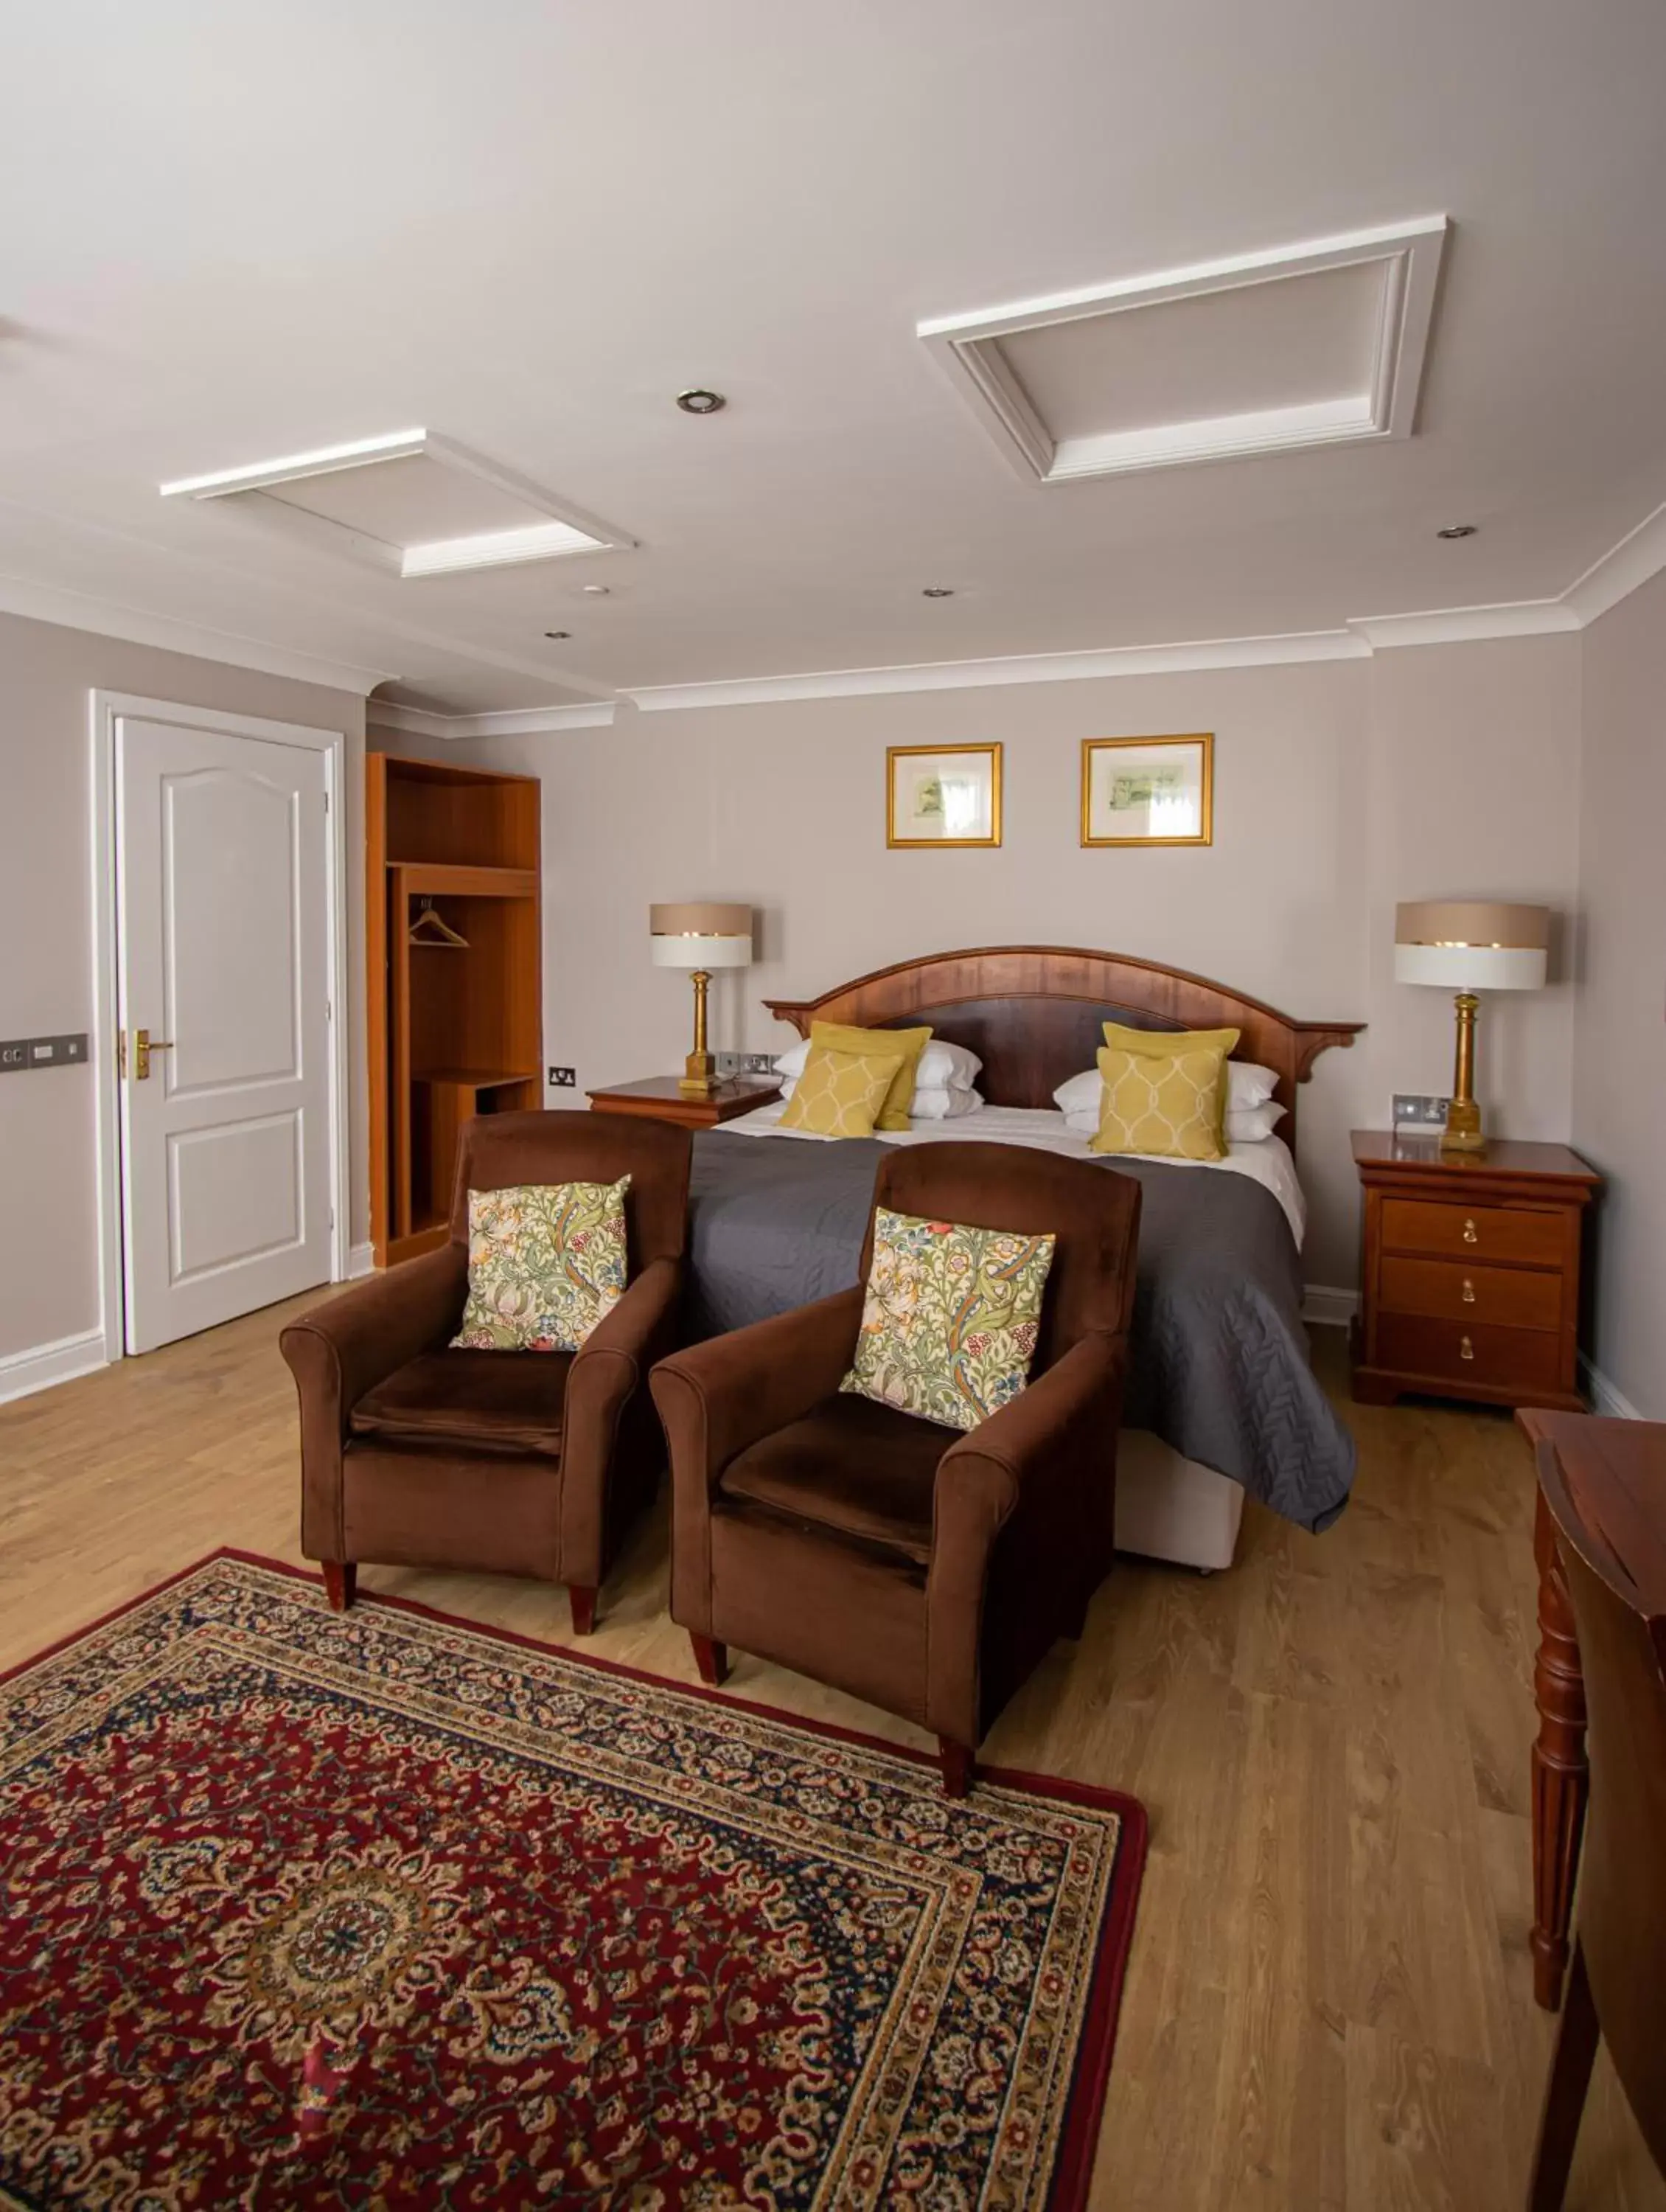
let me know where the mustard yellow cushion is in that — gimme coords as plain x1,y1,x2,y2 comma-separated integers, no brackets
1089,1043,1230,1162
840,1206,1056,1431
780,1044,905,1138
1101,1019,1241,1061
809,1021,933,1130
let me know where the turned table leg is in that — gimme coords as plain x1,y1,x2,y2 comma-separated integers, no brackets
1530,1486,1589,2011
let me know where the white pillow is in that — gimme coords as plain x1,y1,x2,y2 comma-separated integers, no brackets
1053,1068,1103,1118
918,1039,983,1091
1053,1057,1282,1116
774,1036,983,1093
910,1085,984,1121
1226,1100,1286,1143
1227,1060,1280,1111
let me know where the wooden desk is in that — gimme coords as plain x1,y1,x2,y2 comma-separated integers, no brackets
1518,1408,1666,2008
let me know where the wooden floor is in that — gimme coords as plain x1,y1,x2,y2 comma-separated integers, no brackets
1,1298,1660,2212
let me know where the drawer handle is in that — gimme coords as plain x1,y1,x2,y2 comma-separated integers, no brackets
1462,1218,1479,1245
1460,1335,1475,1361
1462,1278,1477,1304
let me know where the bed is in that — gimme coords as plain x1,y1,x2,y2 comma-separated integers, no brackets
681,945,1363,1567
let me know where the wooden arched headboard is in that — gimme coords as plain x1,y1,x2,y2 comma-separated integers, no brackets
764,945,1362,1155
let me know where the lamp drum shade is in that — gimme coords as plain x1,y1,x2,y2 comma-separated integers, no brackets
1393,900,1549,992
649,902,753,970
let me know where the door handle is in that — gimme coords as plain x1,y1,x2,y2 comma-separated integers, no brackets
132,1028,173,1081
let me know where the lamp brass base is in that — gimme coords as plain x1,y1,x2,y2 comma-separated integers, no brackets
1440,1095,1486,1155
678,1051,717,1099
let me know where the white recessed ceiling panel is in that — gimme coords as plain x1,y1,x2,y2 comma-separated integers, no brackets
919,218,1449,484
159,430,634,578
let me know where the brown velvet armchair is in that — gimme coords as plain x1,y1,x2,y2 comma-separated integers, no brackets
649,1141,1141,1795
281,1110,691,1635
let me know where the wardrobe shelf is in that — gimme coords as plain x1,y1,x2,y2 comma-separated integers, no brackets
368,752,542,1269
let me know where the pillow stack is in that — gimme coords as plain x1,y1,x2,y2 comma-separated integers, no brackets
1051,1023,1288,1163
774,1025,983,1134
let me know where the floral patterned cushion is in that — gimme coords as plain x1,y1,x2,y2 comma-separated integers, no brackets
840,1206,1056,1433
451,1177,630,1352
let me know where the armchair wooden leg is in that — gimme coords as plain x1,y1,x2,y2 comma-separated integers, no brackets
568,1586,598,1637
321,1562,355,1613
1528,1938,1600,2211
938,1739,974,1799
690,1634,728,1687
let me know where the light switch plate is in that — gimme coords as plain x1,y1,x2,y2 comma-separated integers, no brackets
0,1033,88,1073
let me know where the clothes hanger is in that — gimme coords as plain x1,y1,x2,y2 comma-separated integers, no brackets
408,897,470,949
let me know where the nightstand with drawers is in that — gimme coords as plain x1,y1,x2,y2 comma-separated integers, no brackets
586,1074,781,1129
1350,1131,1601,1411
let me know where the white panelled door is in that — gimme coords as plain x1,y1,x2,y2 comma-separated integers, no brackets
116,715,335,1353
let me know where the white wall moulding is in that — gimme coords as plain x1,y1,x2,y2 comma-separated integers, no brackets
161,429,636,580
0,1328,108,1407
919,217,1449,484
1347,601,1583,649
369,699,618,740
0,573,391,695
627,629,1373,712
1301,1286,1361,1329
1563,498,1666,625
1580,1354,1642,1421
346,1242,376,1281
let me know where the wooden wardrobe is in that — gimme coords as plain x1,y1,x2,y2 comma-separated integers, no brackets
367,753,542,1267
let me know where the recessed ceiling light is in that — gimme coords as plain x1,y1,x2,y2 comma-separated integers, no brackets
675,388,726,415
544,630,571,640
922,585,955,598
1437,522,1478,539
580,583,611,597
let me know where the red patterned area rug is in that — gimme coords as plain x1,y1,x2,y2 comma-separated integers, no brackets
0,1551,1146,2210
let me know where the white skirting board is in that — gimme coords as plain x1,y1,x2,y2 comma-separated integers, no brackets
0,1328,108,1407
1580,1356,1642,1421
346,1242,377,1281
1115,1429,1246,1573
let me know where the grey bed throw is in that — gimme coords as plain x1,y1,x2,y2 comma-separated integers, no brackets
685,1130,1355,1534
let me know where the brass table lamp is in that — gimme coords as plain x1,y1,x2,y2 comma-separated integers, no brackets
1393,900,1550,1153
649,902,753,1097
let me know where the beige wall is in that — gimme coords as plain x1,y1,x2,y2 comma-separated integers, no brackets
1572,566,1666,1417
0,610,367,1366
444,633,1583,1290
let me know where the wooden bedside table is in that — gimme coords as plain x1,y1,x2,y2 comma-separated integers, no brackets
1350,1131,1600,1411
586,1075,781,1130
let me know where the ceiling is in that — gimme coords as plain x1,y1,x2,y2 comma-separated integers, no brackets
2,0,1665,715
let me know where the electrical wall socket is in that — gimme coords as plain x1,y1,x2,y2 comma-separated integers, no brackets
547,1065,576,1088
0,1033,88,1074
1392,1091,1451,1130
715,1051,778,1077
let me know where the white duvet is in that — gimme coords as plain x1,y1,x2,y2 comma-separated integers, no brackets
721,1097,1307,1249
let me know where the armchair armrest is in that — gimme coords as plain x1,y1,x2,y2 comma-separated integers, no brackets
649,1285,865,1486
279,1242,468,1564
652,1286,864,1641
925,1332,1127,1743
565,1254,683,1439
279,1243,469,1430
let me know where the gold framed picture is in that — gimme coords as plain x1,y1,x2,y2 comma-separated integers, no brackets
887,743,1003,848
1081,734,1213,847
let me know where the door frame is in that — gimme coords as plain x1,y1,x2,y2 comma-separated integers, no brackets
89,691,352,1363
